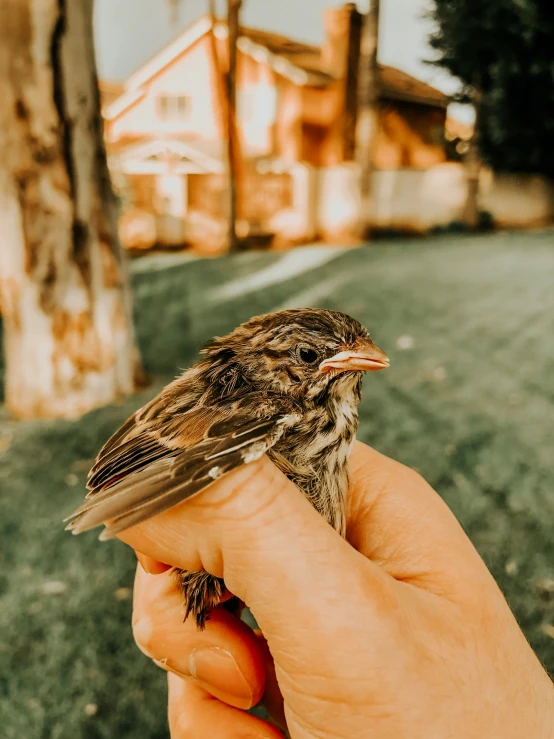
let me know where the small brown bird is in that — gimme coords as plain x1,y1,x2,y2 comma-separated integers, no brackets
66,309,389,628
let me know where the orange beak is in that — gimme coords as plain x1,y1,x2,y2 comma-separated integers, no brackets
319,339,390,373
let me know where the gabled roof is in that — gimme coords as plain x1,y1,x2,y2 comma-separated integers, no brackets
238,27,332,86
126,16,213,91
106,134,262,166
109,137,225,173
104,14,448,121
99,79,125,107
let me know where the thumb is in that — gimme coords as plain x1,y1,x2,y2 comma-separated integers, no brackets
118,455,394,674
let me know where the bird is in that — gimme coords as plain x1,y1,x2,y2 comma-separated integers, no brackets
65,309,389,629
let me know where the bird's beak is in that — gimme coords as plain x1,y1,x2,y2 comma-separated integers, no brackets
319,340,390,373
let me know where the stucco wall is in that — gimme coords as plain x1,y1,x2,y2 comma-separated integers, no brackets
479,172,554,229
110,37,220,141
315,163,554,239
109,40,278,156
376,103,447,170
299,89,448,170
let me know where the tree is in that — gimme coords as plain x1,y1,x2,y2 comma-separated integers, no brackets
226,0,243,252
356,0,381,240
206,0,229,158
0,0,142,419
429,1,554,183
169,0,244,252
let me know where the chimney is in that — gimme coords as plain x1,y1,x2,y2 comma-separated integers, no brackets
322,3,362,77
321,3,362,161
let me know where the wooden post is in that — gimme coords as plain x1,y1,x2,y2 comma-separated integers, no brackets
226,0,243,252
342,6,363,162
356,0,381,241
207,0,230,249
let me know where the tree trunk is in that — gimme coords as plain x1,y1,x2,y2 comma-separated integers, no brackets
207,0,233,254
0,0,142,419
226,0,243,252
207,1,227,135
356,0,381,241
463,89,482,230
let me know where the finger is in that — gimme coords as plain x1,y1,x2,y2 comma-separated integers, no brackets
255,631,286,733
347,442,495,597
120,455,398,710
120,454,392,639
119,443,506,737
134,552,234,604
135,551,172,575
167,673,283,739
132,565,267,709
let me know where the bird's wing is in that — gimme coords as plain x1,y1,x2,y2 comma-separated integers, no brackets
65,393,301,540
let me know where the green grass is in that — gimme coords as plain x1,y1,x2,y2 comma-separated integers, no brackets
2,232,554,737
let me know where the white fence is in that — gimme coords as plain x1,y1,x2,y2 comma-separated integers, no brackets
312,163,554,239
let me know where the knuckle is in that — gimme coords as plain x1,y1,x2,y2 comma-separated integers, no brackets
401,463,430,492
171,720,194,738
169,707,196,738
131,614,156,658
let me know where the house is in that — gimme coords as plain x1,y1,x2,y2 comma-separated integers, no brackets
102,3,449,249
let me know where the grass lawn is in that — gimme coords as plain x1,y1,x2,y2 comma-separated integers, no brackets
1,231,554,737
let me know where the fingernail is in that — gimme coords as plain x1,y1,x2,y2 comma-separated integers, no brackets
136,552,171,575
189,646,253,708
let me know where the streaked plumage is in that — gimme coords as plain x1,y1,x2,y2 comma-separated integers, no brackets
65,309,389,628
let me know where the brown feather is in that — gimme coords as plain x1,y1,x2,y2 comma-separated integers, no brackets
66,394,301,537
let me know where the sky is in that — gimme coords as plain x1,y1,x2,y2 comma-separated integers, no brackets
94,0,469,120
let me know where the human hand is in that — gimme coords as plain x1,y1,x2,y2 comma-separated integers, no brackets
120,442,554,738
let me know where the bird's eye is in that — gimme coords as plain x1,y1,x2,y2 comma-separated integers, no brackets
297,345,319,365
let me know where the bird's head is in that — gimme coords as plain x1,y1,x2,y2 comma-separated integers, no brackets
200,309,389,404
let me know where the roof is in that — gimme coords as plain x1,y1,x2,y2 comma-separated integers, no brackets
105,14,448,121
109,137,225,173
240,27,448,106
107,133,261,165
378,66,448,108
126,16,212,91
98,79,125,108
240,27,332,86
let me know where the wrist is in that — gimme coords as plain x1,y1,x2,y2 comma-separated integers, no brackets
529,669,554,737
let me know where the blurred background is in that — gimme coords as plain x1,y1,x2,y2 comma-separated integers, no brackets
0,0,553,736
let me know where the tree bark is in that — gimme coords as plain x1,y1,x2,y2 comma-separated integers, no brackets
0,0,142,419
356,0,381,241
207,0,232,253
226,0,243,252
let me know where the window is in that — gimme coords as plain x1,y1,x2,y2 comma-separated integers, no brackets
238,85,277,125
238,88,256,123
157,94,191,121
